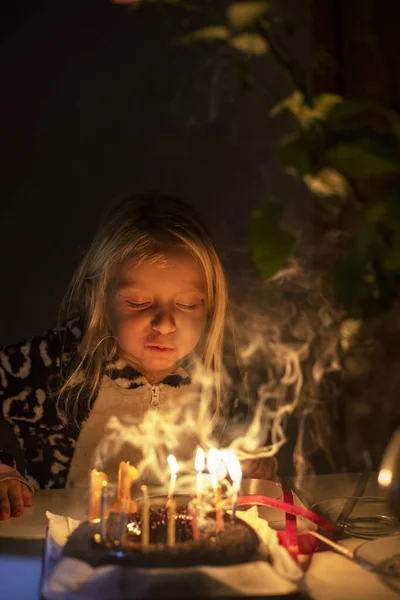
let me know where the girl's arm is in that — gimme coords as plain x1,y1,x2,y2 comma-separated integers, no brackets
0,463,33,520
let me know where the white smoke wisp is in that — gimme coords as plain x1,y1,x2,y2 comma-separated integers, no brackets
93,251,345,494
222,254,345,487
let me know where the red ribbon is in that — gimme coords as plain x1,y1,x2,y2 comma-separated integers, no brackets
281,481,299,561
237,493,338,559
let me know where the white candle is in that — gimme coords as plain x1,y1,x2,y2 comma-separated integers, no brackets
220,450,242,519
195,447,205,503
207,448,225,532
100,479,108,541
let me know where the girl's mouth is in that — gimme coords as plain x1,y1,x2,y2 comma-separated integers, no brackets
146,345,175,353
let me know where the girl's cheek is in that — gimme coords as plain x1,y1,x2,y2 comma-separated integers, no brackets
120,310,150,325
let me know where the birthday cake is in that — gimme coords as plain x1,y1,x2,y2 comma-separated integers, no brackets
40,459,304,599
62,502,261,569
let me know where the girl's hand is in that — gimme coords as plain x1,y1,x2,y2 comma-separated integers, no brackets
241,456,278,481
0,464,33,520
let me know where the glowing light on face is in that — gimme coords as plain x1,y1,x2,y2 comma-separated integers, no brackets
107,252,208,384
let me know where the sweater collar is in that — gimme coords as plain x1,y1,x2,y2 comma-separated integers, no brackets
103,357,192,390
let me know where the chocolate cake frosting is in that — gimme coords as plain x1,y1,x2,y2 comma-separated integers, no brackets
62,505,261,569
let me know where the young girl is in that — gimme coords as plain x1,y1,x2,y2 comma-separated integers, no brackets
0,192,277,520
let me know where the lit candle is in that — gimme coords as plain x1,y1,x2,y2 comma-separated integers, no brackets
220,450,242,519
195,447,205,504
141,485,150,549
100,479,108,541
167,499,176,547
167,454,179,504
207,448,226,532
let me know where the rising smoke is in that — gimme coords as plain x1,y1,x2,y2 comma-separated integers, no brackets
94,246,346,493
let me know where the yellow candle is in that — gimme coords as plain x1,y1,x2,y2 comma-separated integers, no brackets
118,461,139,509
167,499,176,547
89,469,108,521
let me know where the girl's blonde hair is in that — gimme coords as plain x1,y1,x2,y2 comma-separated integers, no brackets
58,192,228,425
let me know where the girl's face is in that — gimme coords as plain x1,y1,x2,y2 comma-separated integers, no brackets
107,251,208,383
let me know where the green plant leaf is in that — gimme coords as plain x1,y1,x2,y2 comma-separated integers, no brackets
249,202,296,279
270,91,314,126
179,25,229,43
230,33,269,55
325,99,374,124
227,1,269,30
325,144,400,178
332,218,400,318
312,94,343,120
333,247,377,319
271,92,342,127
326,127,398,162
326,99,400,140
278,133,312,175
303,168,348,198
382,238,400,272
365,201,390,224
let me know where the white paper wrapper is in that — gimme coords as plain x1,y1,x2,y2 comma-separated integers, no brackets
235,506,304,583
41,511,302,599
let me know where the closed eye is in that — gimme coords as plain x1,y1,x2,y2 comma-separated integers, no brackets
176,302,202,311
127,301,151,309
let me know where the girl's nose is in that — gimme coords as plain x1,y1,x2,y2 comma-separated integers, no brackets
151,311,176,334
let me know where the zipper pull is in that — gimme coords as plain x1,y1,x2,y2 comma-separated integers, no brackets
150,385,161,408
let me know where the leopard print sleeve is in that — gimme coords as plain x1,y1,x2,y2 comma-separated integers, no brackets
0,318,83,415
0,317,83,489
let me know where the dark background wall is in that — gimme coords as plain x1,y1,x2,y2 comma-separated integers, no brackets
0,0,310,345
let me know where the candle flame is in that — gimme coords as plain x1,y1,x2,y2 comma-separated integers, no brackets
207,448,227,481
195,447,205,472
215,460,228,481
207,447,220,474
167,454,179,474
378,468,392,487
220,449,242,486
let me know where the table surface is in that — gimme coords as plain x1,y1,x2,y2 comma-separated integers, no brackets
1,473,399,600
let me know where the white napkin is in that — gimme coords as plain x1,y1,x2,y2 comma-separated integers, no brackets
236,506,304,583
46,512,81,547
41,511,301,599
